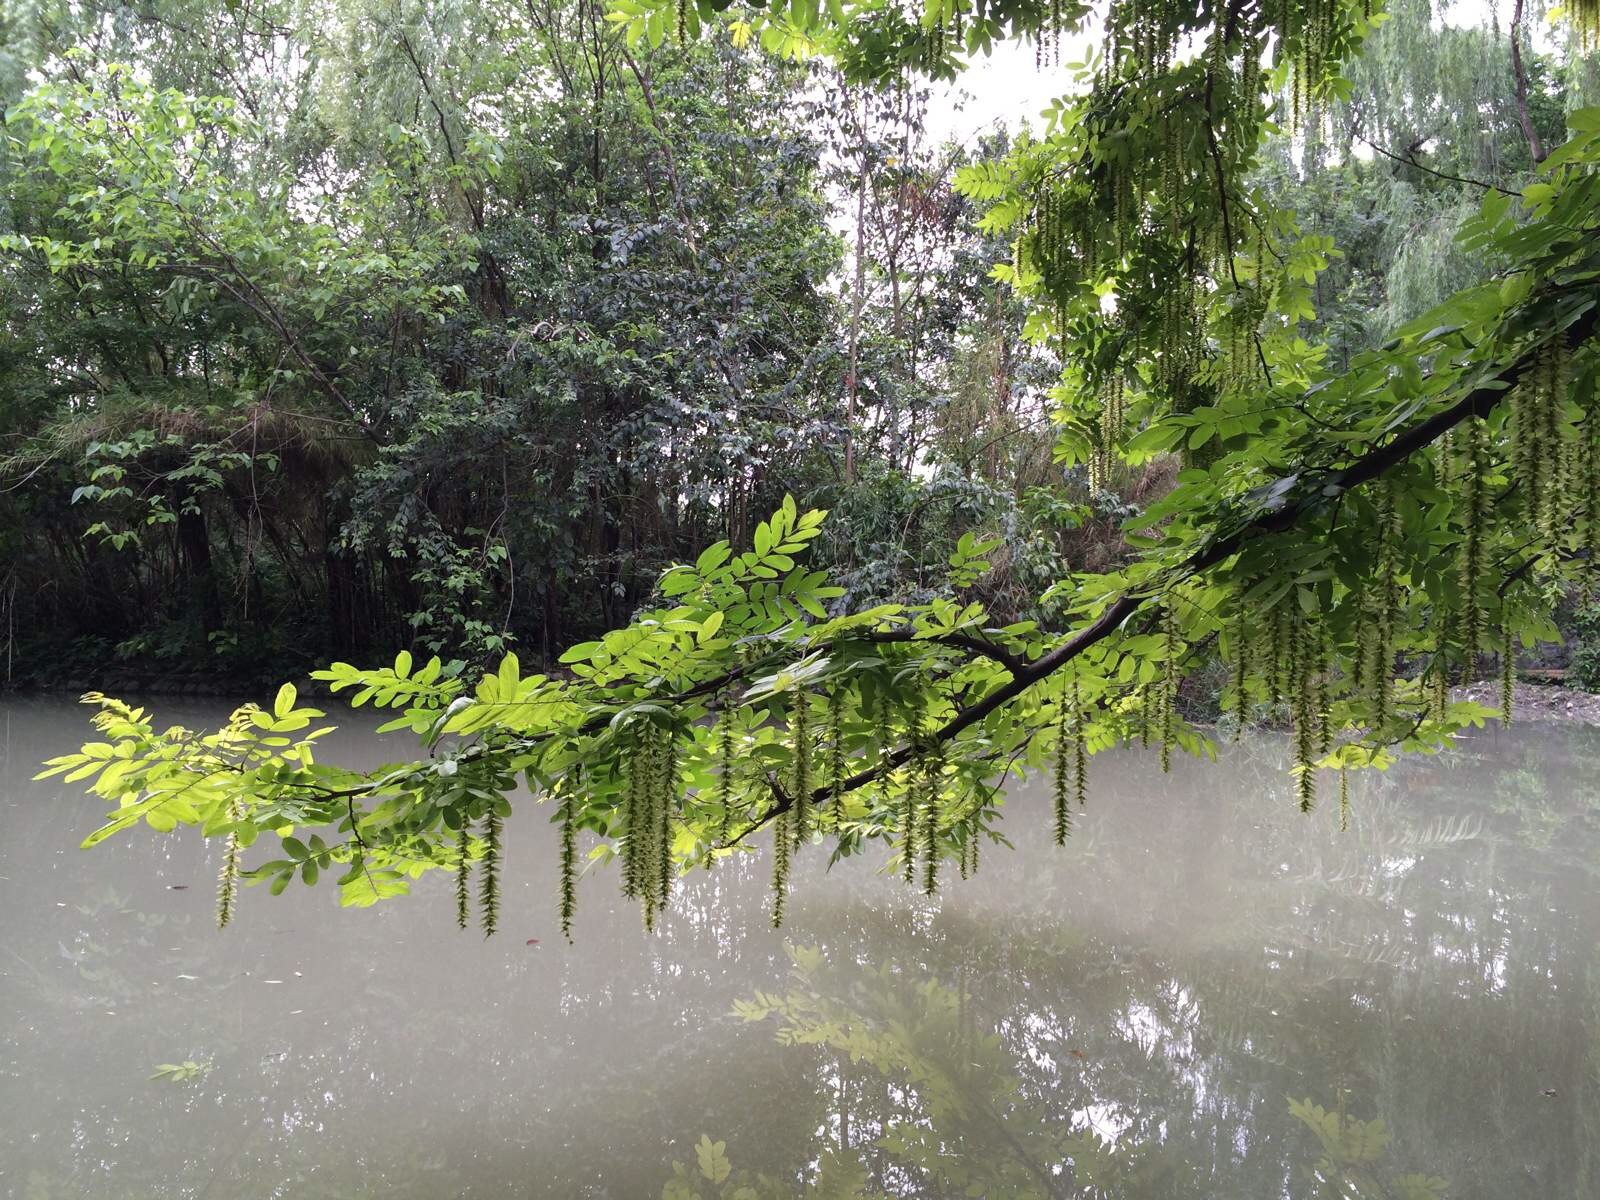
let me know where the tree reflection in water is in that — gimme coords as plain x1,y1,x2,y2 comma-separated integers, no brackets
665,943,1449,1198
657,726,1600,1199
4,704,1598,1198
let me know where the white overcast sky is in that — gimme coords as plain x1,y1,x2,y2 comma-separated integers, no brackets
922,35,1088,149
920,0,1520,150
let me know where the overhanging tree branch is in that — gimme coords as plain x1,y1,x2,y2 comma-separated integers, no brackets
729,290,1600,841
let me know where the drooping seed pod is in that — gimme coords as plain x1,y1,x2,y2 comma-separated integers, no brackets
622,739,646,901
479,806,502,938
1584,385,1600,559
1351,583,1369,699
656,730,679,911
716,704,736,842
771,806,791,928
1316,622,1333,755
788,693,812,848
559,784,577,943
1053,680,1072,844
1267,603,1284,709
1338,767,1350,833
455,816,471,930
1458,417,1488,668
1517,348,1556,542
1500,614,1517,726
826,687,847,832
216,799,243,930
641,734,660,924
1232,601,1251,734
1538,343,1569,542
901,736,920,884
1291,610,1316,813
920,743,942,896
1371,491,1400,731
1072,673,1088,810
1160,600,1179,773
875,690,896,813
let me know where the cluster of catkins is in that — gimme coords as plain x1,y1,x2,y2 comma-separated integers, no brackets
1052,674,1089,844
1101,0,1180,81
1279,0,1347,131
440,340,1597,940
620,725,679,932
1035,0,1066,67
215,799,244,929
772,689,854,924
455,804,504,937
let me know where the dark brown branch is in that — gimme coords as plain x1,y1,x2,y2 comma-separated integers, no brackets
1352,132,1519,197
856,629,1027,676
621,50,699,256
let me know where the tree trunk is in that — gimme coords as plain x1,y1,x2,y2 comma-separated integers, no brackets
844,95,869,485
1510,0,1546,165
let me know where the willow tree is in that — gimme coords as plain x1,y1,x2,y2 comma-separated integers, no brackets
42,0,1600,938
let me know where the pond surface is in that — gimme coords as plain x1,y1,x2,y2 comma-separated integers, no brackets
3,697,1600,1199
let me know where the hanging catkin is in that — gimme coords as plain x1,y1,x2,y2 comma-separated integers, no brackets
716,704,736,842
920,741,942,896
1053,680,1072,844
1232,601,1251,733
479,806,502,938
791,693,812,847
1316,622,1333,754
622,739,645,901
876,690,896,814
1539,345,1569,541
826,687,847,831
1371,491,1399,730
1584,384,1600,558
771,806,791,928
1500,615,1517,725
1459,417,1488,666
965,815,980,877
559,784,577,943
1072,673,1088,810
656,731,678,912
1268,602,1284,709
455,817,471,930
216,799,243,930
901,735,920,884
1292,609,1316,813
1160,600,1178,773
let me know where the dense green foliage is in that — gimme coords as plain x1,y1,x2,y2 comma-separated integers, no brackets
15,0,1600,937
3,0,1062,677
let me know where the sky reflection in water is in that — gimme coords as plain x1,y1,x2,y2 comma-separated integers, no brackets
2,697,1598,1198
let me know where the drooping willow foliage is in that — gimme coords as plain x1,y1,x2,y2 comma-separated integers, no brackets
39,0,1600,940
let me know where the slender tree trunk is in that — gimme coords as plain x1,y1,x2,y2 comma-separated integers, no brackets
176,504,221,637
1510,0,1546,165
844,95,868,485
